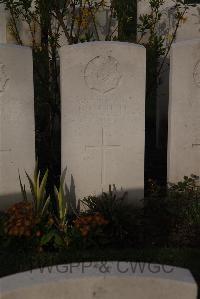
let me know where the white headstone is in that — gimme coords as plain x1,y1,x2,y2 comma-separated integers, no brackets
61,42,145,203
58,1,117,47
0,3,40,47
138,1,200,147
0,4,7,44
0,44,35,209
137,1,200,43
168,39,200,183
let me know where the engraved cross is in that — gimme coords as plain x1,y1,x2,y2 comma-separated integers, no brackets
192,143,200,147
85,128,120,188
0,148,11,153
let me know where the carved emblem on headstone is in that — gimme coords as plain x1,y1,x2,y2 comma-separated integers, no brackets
193,60,200,87
0,63,9,93
84,55,121,94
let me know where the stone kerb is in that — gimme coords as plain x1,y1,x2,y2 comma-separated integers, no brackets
0,262,197,299
60,41,146,203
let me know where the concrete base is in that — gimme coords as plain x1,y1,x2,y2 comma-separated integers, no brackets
0,262,197,299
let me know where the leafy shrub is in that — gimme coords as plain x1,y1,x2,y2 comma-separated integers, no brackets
81,185,141,247
68,212,109,249
54,168,68,229
168,175,200,247
0,211,8,247
24,161,50,218
3,169,200,252
74,213,108,238
38,217,69,251
143,175,200,247
40,168,70,250
2,162,56,251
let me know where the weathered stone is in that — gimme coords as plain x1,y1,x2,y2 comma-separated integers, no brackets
59,1,117,46
60,42,145,203
0,4,7,44
137,1,200,43
168,39,200,182
138,1,200,148
0,44,35,209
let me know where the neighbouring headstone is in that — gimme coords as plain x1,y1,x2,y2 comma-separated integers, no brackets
0,262,197,299
0,3,40,47
168,39,200,183
138,0,200,148
58,0,117,47
138,1,200,43
0,4,7,44
0,44,35,209
60,42,145,203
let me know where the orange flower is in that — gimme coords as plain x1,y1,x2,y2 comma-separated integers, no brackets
36,230,42,237
5,201,34,238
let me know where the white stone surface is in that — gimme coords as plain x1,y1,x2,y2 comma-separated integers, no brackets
6,19,41,47
16,20,41,47
168,39,200,183
0,4,7,44
60,41,145,202
138,1,200,147
177,5,200,42
0,3,40,47
0,44,35,209
0,262,197,299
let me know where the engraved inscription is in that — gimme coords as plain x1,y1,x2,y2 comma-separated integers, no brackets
0,63,9,94
193,60,200,87
84,56,121,94
78,101,128,115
